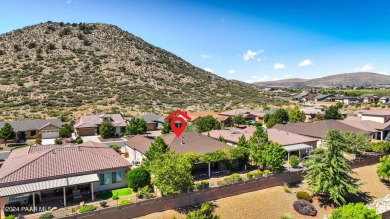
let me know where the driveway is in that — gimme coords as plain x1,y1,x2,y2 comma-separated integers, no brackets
80,135,101,143
41,138,55,145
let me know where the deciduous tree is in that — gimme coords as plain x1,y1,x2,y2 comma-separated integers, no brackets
194,115,221,133
126,117,147,135
288,107,306,123
377,155,390,181
0,123,15,145
99,119,115,139
324,105,343,120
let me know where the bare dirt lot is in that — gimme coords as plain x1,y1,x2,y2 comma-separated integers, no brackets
138,164,389,219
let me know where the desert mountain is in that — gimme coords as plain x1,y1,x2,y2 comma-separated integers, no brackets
0,22,269,119
253,72,390,88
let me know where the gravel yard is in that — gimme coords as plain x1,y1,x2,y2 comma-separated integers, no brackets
138,164,390,219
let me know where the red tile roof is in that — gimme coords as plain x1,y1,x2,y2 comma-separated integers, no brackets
74,114,127,129
0,142,130,186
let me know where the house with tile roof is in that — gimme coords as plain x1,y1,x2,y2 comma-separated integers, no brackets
0,141,130,215
0,119,61,143
186,112,231,127
125,131,236,177
74,114,126,136
207,127,318,162
352,109,390,140
139,114,165,131
219,108,274,124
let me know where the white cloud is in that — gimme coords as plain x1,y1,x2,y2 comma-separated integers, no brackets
298,59,314,67
228,69,236,74
273,63,285,69
243,50,264,61
201,54,211,59
203,67,213,72
256,58,262,62
66,0,72,3
245,75,280,83
354,63,373,72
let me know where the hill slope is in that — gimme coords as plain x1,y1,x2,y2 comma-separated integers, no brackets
0,22,271,119
254,72,390,88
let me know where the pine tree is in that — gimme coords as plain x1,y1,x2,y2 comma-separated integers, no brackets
237,135,248,148
143,137,169,168
304,130,360,205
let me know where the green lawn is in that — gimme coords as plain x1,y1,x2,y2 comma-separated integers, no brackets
96,188,132,200
113,188,132,197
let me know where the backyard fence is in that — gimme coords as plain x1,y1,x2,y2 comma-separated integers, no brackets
61,155,382,219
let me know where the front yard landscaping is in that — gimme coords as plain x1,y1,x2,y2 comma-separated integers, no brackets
96,188,132,200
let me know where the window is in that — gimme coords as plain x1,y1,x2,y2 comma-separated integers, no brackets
112,171,122,184
99,173,110,185
31,130,36,136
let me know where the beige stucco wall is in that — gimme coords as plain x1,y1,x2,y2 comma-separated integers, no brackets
362,115,385,123
93,168,129,192
126,146,145,164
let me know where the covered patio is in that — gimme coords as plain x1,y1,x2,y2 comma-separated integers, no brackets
283,144,313,162
0,173,99,216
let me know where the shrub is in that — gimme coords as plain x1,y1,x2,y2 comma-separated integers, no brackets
296,191,312,202
137,186,152,199
54,138,62,144
78,205,96,213
253,171,263,178
329,203,380,219
35,137,42,144
5,215,15,219
75,137,83,144
263,170,271,176
186,203,219,219
289,155,299,168
126,167,151,191
110,145,121,154
217,173,242,186
112,194,119,200
293,200,317,216
118,199,132,206
195,181,209,190
371,142,390,153
100,201,108,207
39,212,53,219
246,172,254,180
281,213,293,219
283,182,291,193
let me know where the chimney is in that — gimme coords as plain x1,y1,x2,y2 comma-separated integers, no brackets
181,140,185,145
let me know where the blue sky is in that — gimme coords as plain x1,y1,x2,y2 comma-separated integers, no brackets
1,0,390,83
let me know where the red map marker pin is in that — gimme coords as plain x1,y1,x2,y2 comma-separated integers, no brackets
170,116,186,137
165,110,192,137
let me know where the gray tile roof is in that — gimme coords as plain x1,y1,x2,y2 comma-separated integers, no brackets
0,119,61,132
139,114,165,124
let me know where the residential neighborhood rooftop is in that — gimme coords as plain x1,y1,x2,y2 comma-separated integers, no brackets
273,120,370,138
139,114,165,124
0,141,130,186
74,114,127,128
359,109,390,116
0,119,61,132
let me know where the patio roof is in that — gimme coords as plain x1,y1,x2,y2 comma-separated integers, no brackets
0,173,99,197
283,144,313,152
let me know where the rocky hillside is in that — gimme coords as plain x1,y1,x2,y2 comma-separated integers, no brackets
254,72,390,88
0,22,275,119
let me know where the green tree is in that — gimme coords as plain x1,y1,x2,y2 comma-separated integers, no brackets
335,102,344,109
248,126,269,166
324,105,343,120
260,142,286,171
161,120,172,134
377,155,390,181
288,107,306,123
195,115,221,133
186,203,220,219
99,119,115,138
126,167,151,191
232,114,246,126
341,131,371,155
329,203,380,219
263,113,270,123
110,145,122,154
59,123,73,138
289,155,299,168
150,151,194,196
236,135,248,148
304,130,360,205
143,137,169,167
126,117,147,135
0,123,15,145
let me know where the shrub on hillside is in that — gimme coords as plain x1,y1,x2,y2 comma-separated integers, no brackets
296,191,312,202
293,200,317,216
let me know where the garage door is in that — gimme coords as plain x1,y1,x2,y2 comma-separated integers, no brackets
41,130,59,139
